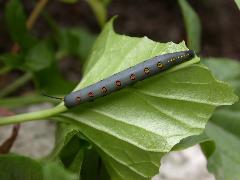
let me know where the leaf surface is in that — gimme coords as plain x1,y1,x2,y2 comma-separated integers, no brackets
201,58,240,180
55,19,237,179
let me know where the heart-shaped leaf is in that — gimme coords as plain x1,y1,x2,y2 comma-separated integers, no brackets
54,18,237,179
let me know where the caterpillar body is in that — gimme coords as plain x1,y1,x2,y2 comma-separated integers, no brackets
64,50,195,108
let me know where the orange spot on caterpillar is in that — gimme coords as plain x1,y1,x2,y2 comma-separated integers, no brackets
101,87,108,93
116,80,121,87
75,96,81,103
144,67,150,74
130,74,136,80
88,92,94,97
157,62,163,68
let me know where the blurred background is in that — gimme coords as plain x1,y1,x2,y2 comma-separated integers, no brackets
0,0,239,179
1,0,240,58
0,0,239,95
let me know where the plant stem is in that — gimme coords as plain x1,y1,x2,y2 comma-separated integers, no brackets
26,0,48,29
0,66,11,75
86,0,107,28
0,105,67,126
0,72,33,98
7,0,49,92
0,95,59,108
11,0,49,53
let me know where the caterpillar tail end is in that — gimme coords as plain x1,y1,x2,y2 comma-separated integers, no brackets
187,50,195,58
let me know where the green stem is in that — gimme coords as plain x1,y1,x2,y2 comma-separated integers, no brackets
26,0,48,29
0,95,59,108
0,72,33,98
0,105,67,126
0,66,11,75
86,0,106,28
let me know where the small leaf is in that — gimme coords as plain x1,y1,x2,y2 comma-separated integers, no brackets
57,27,96,60
24,41,54,72
0,42,54,72
5,0,26,38
48,123,89,176
42,162,78,180
0,154,43,180
178,0,201,53
5,0,36,50
0,53,24,69
54,18,237,179
0,154,78,180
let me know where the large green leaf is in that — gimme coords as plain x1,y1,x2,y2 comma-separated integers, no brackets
54,19,237,179
0,154,77,180
178,0,201,53
201,58,240,180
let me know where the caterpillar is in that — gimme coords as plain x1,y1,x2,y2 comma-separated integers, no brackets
63,50,195,108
